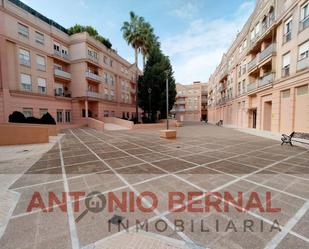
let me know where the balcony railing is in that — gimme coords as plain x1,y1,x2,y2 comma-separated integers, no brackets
55,90,71,98
85,71,102,82
176,108,186,112
54,69,71,79
87,54,99,63
297,57,309,71
54,50,70,60
201,98,207,103
248,56,258,71
259,43,276,62
300,15,309,32
176,100,186,105
259,73,274,87
282,66,290,77
85,91,101,99
283,31,292,44
247,81,257,92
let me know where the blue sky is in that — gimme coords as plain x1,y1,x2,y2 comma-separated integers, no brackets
22,0,255,84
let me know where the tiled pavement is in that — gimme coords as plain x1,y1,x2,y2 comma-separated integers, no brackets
0,124,309,249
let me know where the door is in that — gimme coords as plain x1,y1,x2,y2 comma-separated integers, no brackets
252,109,257,129
263,101,272,131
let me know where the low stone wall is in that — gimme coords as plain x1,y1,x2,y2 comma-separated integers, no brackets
134,120,177,129
87,118,104,131
0,123,49,145
103,117,134,129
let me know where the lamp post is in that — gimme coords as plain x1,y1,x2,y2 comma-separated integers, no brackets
148,88,152,120
165,70,169,130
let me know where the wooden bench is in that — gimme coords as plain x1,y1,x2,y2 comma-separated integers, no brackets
281,132,309,146
216,120,223,127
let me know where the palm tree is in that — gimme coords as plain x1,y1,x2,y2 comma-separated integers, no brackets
121,11,145,121
139,21,156,69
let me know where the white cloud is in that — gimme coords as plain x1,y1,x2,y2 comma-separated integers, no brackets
162,1,255,84
171,0,199,19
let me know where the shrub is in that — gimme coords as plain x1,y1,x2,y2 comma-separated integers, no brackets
8,111,26,123
40,112,56,125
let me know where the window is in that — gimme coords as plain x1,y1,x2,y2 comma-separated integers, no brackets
255,23,260,36
65,110,71,123
35,31,44,44
104,110,109,117
20,74,32,91
299,41,309,60
55,83,64,96
36,55,46,71
54,43,60,53
39,108,48,117
56,109,63,123
111,111,115,117
18,23,29,38
281,90,290,98
19,49,30,66
22,108,33,118
283,17,292,43
282,52,291,77
297,85,308,96
54,64,62,70
250,30,255,41
104,73,108,83
62,47,69,58
110,60,113,67
38,78,46,94
300,1,309,31
103,56,108,64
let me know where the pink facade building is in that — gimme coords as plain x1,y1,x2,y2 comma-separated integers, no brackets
0,0,139,125
208,0,309,133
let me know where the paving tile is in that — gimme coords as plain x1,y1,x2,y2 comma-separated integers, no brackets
276,234,309,249
104,156,144,169
65,160,109,177
63,154,98,165
152,159,196,173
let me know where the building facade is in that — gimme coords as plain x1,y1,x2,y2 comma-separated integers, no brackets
0,0,139,125
208,0,309,133
172,82,208,122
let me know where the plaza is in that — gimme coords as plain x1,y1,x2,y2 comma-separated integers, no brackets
0,124,308,249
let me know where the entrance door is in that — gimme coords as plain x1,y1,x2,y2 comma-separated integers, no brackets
263,101,272,131
252,109,257,129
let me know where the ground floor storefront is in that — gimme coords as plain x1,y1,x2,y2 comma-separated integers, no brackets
208,74,309,133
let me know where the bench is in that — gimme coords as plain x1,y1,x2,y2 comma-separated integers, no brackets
216,120,223,127
281,132,309,146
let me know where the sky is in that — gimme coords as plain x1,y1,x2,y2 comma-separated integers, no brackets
21,0,255,84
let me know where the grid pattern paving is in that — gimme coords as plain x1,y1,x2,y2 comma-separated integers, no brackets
0,124,309,249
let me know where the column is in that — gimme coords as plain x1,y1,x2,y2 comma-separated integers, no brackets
85,100,88,118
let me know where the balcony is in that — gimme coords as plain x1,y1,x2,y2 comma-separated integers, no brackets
85,71,102,82
54,69,71,79
282,66,290,78
175,108,186,112
176,93,187,97
259,73,274,87
283,32,292,44
259,43,276,62
176,100,186,105
201,97,207,103
85,91,101,99
247,81,257,92
54,50,69,60
248,57,258,71
130,88,136,94
87,54,99,63
297,57,309,71
300,15,309,32
54,89,71,98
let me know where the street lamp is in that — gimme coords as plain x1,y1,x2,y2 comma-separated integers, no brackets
148,88,152,120
165,70,169,130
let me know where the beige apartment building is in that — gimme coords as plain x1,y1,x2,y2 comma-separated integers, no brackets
0,0,139,125
172,81,208,122
208,0,309,133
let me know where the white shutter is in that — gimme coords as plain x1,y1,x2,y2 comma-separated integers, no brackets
55,83,63,89
299,41,309,56
21,74,31,84
282,53,291,67
38,78,46,87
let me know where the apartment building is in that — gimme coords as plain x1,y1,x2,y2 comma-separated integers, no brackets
208,0,309,133
0,0,139,125
172,82,208,122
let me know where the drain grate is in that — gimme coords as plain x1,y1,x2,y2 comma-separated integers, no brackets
108,215,125,225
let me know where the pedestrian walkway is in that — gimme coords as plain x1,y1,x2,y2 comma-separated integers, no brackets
104,123,130,131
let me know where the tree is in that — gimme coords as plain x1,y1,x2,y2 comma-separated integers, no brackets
138,46,176,121
139,21,157,69
68,24,112,49
121,11,145,120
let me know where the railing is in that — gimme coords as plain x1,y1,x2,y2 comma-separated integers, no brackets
259,43,276,62
87,54,99,63
54,69,71,79
259,73,274,87
300,15,309,32
283,31,292,44
248,56,258,71
297,57,309,71
247,81,257,92
85,91,101,99
55,90,71,97
54,50,70,60
85,71,102,82
176,108,186,112
176,93,187,97
176,100,186,105
282,66,290,77
20,58,30,66
201,98,207,103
